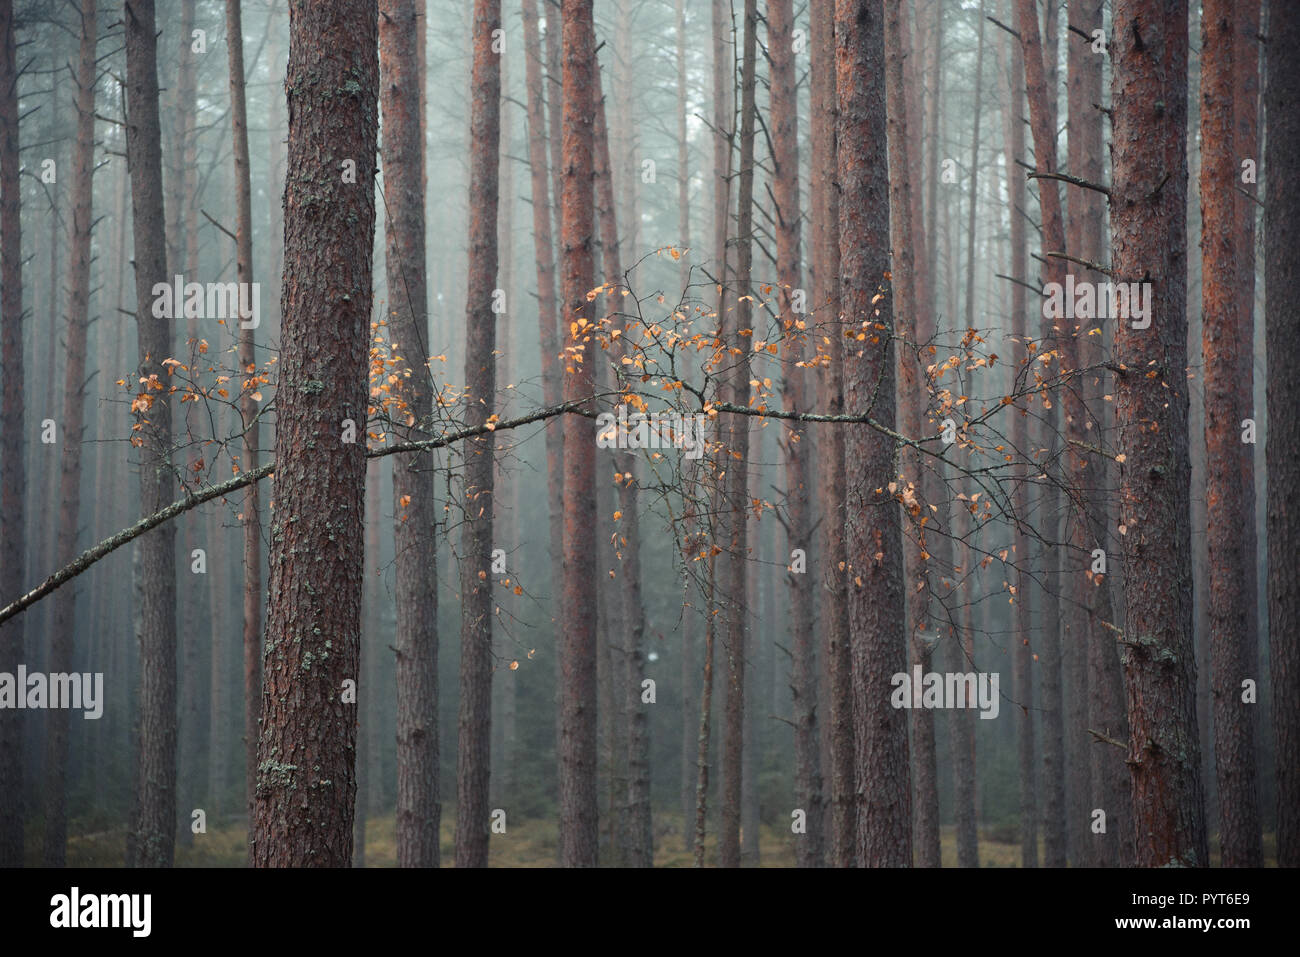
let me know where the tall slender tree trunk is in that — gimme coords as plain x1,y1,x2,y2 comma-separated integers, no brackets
125,0,178,869
810,0,852,869
772,0,821,869
591,62,623,865
837,0,909,868
206,498,227,819
557,0,599,868
1265,0,1300,869
42,0,97,867
716,0,757,871
675,0,690,285
250,0,378,868
522,0,563,611
1016,0,1074,869
924,0,943,300
0,0,25,864
675,0,694,848
884,0,935,869
354,466,383,868
692,546,717,867
455,0,501,871
1110,0,1207,869
1065,0,1100,868
172,0,202,851
1201,0,1263,868
1232,13,1261,839
225,0,265,835
380,0,441,870
590,59,651,869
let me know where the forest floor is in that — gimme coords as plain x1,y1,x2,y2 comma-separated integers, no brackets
49,812,1275,866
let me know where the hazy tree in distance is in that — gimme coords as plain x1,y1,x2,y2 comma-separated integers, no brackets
224,0,265,832
1265,0,1300,871
718,0,758,871
810,0,853,869
771,0,823,869
457,0,502,869
884,0,936,869
558,0,599,868
0,0,25,869
380,0,441,870
43,0,96,867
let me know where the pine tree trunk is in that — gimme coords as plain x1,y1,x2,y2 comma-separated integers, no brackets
1016,0,1075,869
42,0,97,867
557,0,599,868
1232,16,1261,844
125,0,178,869
717,0,757,870
771,0,821,869
206,493,227,819
1265,0,1300,869
250,0,378,868
223,0,265,834
884,0,935,869
837,0,909,868
1200,0,1263,868
809,0,852,869
1065,0,1101,868
380,0,441,870
1110,0,1208,869
521,0,564,602
590,62,652,868
172,0,202,852
0,1,26,869
455,0,501,870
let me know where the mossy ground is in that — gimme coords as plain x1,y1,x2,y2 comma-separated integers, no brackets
42,813,1273,866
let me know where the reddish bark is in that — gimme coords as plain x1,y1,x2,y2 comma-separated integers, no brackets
1201,0,1262,867
522,0,564,593
885,0,936,869
558,0,599,868
837,0,909,868
456,0,501,869
1015,0,1072,869
772,0,822,869
250,0,377,867
810,0,852,868
382,0,442,869
1110,0,1207,868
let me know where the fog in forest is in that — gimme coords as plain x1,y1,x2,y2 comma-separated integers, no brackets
0,0,1294,872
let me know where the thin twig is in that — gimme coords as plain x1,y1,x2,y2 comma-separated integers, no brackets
1045,250,1114,276
1028,169,1110,196
1087,729,1128,750
201,208,238,243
